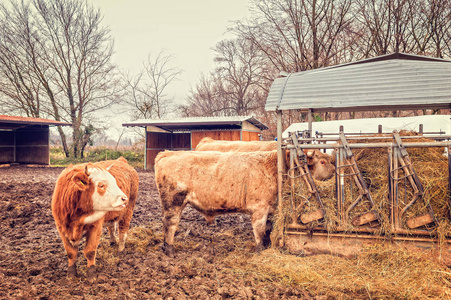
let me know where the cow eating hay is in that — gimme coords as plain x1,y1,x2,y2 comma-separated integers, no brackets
195,137,335,181
51,157,139,282
155,150,278,256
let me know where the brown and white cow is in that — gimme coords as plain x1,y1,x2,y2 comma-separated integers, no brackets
155,150,278,256
195,137,335,180
51,157,139,282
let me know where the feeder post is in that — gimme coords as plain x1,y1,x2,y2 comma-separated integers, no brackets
388,146,395,230
277,110,284,196
308,109,313,138
394,146,400,230
276,109,285,246
448,145,451,220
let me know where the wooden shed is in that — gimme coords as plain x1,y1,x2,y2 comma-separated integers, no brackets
0,115,70,165
123,116,268,170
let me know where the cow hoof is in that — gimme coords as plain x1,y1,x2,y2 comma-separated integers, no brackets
162,242,175,257
109,240,117,247
86,265,97,283
67,264,78,279
255,243,264,253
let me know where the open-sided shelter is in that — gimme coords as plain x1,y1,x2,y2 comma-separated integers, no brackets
0,115,70,165
266,52,451,193
265,52,451,258
123,116,268,170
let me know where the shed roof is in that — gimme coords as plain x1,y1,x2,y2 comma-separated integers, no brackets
265,53,451,112
0,115,71,130
123,116,268,132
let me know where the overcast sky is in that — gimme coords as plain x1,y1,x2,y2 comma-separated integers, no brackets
92,0,252,105
88,0,252,140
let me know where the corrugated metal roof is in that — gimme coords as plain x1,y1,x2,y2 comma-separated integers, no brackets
265,53,451,112
0,115,71,127
122,116,268,131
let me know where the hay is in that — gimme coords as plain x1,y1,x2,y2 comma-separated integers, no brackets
224,246,451,299
278,131,451,238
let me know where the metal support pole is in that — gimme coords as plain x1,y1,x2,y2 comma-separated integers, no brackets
144,127,148,170
276,110,285,246
308,109,313,138
448,145,451,220
13,130,16,163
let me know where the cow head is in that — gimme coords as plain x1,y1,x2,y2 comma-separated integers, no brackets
305,149,335,181
72,165,128,212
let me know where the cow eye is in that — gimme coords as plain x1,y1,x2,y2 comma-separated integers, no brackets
98,183,105,189
321,160,325,165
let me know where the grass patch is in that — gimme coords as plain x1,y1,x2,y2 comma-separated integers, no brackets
50,146,144,169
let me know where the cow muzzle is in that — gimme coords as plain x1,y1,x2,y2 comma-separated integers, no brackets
112,194,128,210
118,195,128,209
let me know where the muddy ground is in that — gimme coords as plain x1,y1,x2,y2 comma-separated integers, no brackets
0,165,318,300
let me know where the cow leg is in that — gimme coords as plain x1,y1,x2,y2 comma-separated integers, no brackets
162,205,186,257
84,223,102,283
204,215,216,226
56,226,79,279
106,222,117,246
251,207,270,252
118,196,136,252
118,218,131,252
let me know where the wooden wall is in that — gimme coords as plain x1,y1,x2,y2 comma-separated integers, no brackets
0,127,50,165
0,131,14,163
146,132,190,170
191,130,241,149
241,131,260,142
146,127,263,170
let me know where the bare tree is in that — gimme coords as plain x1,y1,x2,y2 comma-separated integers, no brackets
0,1,43,118
181,38,268,117
123,50,181,120
234,0,355,73
180,74,226,117
0,0,121,157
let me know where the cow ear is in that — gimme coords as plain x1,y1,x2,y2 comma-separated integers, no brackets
84,165,91,176
306,150,315,158
330,149,337,165
72,172,89,191
106,164,114,171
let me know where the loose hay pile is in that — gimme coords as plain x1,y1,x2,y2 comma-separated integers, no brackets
226,246,451,299
273,131,451,242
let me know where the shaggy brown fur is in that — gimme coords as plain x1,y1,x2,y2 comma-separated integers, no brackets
51,157,139,282
155,150,278,256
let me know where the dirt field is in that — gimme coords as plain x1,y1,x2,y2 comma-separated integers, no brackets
1,165,450,300
0,165,316,299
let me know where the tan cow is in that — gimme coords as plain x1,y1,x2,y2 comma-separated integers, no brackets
195,137,277,151
155,150,278,256
303,149,336,181
51,157,138,282
195,137,335,180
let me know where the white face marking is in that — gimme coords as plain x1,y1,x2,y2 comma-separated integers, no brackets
83,211,107,224
88,168,128,212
